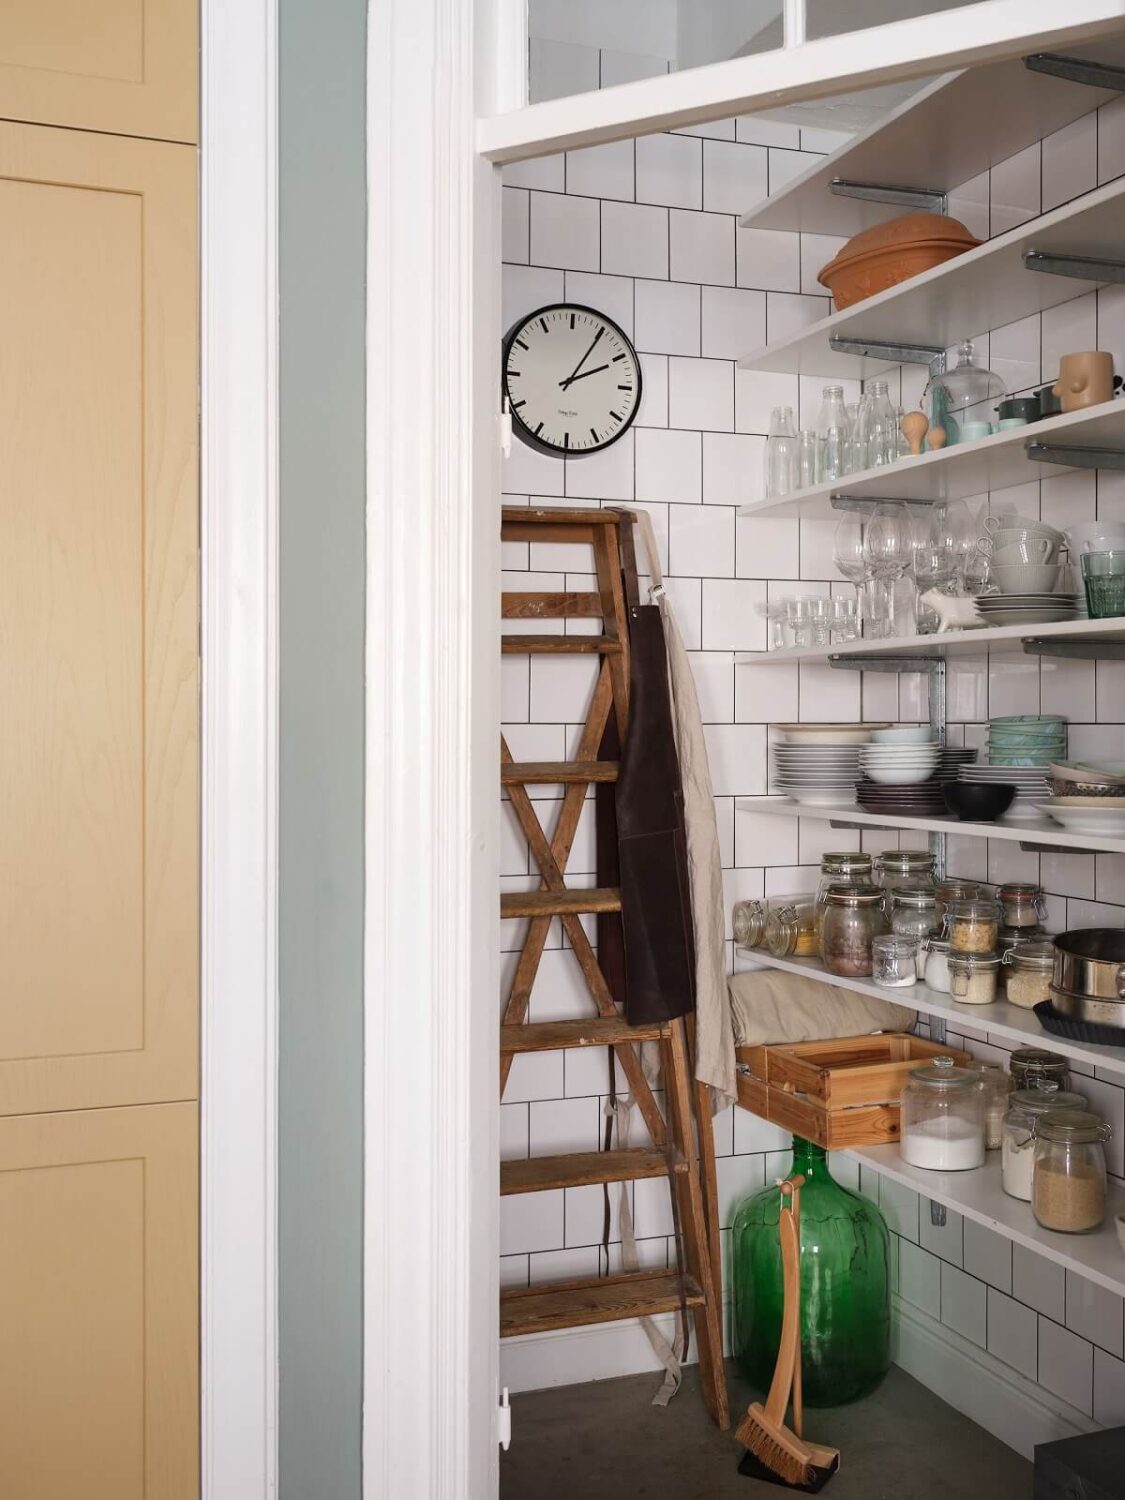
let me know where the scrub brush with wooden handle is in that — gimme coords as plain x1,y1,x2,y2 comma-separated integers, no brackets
736,1175,840,1487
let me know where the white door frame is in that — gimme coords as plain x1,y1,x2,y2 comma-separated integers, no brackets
200,0,280,1495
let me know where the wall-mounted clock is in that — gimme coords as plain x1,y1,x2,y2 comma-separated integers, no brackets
502,303,642,456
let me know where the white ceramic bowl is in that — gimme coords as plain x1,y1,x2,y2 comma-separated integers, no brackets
775,722,888,745
862,764,939,785
870,727,933,744
989,562,1062,594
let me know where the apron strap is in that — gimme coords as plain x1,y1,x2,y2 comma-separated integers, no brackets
625,507,665,600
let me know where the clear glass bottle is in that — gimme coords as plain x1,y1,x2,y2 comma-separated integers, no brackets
945,897,1000,955
1004,940,1057,1010
924,340,1006,447
969,1062,1011,1151
890,888,941,976
765,405,798,498
872,934,918,988
765,900,819,959
1001,1085,1089,1201
1032,1110,1111,1233
817,384,850,482
900,1056,985,1171
1009,1047,1070,1093
821,884,888,979
863,379,900,468
814,852,874,957
731,1137,891,1406
948,951,1001,1004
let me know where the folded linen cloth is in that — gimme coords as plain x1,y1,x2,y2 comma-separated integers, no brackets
729,968,917,1048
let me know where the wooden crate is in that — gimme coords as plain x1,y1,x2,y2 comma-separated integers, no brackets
735,1033,972,1150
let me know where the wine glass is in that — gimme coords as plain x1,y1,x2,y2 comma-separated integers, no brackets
864,502,912,640
929,499,976,593
754,595,791,651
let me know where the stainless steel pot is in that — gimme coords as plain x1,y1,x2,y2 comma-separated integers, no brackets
1053,929,1125,1000
1048,984,1125,1029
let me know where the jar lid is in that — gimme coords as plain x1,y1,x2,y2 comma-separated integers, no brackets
1007,940,1056,972
824,882,884,906
1033,1109,1112,1145
909,1055,982,1088
924,937,951,955
998,883,1044,901
935,878,984,899
822,852,872,871
946,899,1001,920
948,951,1001,972
1010,1046,1068,1070
873,933,917,951
875,850,935,869
891,886,938,909
1008,1086,1089,1116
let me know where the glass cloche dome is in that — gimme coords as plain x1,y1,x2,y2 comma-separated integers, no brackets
924,340,1006,447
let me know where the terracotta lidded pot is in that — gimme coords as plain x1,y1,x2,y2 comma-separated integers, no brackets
817,211,981,312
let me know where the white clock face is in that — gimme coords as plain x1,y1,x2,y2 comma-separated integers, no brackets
503,304,642,456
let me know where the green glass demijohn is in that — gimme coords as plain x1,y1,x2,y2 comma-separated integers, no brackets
731,1136,891,1406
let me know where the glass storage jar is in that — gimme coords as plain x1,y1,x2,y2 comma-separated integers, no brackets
900,1056,986,1171
934,878,985,928
874,850,937,908
872,934,918,988
1010,1047,1070,1093
996,929,1038,993
1004,940,1057,1011
890,888,941,975
923,937,953,993
1001,1085,1089,1200
997,882,1047,932
815,853,874,956
765,900,819,958
821,884,888,979
969,1062,1011,1151
946,898,1000,955
1032,1110,1112,1233
733,898,768,949
948,951,1001,1005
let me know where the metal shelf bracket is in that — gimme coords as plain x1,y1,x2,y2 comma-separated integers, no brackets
831,491,938,513
1022,636,1125,661
1024,53,1125,92
828,334,947,372
1023,249,1125,283
1025,440,1125,472
827,653,941,674
829,178,947,215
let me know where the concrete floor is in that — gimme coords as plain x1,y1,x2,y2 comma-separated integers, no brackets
500,1362,1032,1500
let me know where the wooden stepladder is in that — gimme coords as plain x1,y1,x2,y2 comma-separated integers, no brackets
499,505,729,1431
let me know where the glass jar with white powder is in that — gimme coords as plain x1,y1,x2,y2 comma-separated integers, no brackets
900,1057,985,1172
1001,1085,1088,1201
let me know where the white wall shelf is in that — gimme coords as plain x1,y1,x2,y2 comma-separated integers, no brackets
740,42,1125,237
738,401,1125,520
736,949,1125,1081
736,617,1125,666
846,1145,1125,1299
738,796,1125,858
738,178,1125,380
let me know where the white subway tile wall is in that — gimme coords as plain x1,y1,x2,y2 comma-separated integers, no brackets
499,78,1125,1428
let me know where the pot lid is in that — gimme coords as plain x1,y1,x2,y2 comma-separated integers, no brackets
822,212,980,272
1009,1086,1088,1115
909,1055,981,1088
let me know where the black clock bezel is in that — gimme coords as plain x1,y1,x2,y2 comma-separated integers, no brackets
501,302,643,458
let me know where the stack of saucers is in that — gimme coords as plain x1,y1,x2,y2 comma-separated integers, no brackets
856,778,948,817
771,739,864,807
986,714,1067,767
957,762,1051,820
976,593,1083,628
936,746,978,782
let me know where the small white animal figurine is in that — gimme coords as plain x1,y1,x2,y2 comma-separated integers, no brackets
920,590,982,633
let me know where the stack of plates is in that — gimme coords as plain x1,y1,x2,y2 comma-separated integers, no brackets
772,741,863,807
857,741,940,786
1041,761,1125,830
958,763,1051,820
856,778,948,817
976,593,1084,628
936,747,978,782
773,722,889,745
987,714,1067,767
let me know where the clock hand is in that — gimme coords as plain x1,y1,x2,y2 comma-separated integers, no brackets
559,326,603,389
561,363,610,386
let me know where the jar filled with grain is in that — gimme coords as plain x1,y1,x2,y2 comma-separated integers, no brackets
1001,1085,1089,1201
935,878,985,928
765,899,819,958
1004,940,1057,1011
945,898,1000,955
1010,1047,1070,1093
1031,1110,1111,1233
890,888,941,976
821,884,888,979
947,951,1001,1005
815,853,874,957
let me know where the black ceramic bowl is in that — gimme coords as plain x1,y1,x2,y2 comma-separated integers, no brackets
943,782,1017,821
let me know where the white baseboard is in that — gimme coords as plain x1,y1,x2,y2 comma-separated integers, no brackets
891,1294,1097,1460
502,1292,1099,1463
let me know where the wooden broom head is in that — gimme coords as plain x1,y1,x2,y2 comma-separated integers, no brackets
736,1402,815,1488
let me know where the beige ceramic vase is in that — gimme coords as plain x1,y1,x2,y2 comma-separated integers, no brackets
1053,351,1115,412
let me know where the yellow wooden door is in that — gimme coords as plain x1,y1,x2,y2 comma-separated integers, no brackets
0,120,198,1118
0,1102,197,1499
0,0,196,143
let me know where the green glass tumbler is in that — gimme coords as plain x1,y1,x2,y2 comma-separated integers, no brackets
731,1136,891,1406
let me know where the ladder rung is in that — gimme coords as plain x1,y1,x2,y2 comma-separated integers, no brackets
500,1018,669,1054
501,887,621,919
501,634,622,655
502,505,626,527
501,1149,686,1195
502,760,619,785
501,1271,704,1337
502,591,604,619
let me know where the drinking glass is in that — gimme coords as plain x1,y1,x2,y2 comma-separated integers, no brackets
797,430,820,490
851,394,873,472
844,403,862,474
807,595,834,646
785,596,814,648
831,596,859,642
754,596,791,650
765,406,798,498
817,385,850,482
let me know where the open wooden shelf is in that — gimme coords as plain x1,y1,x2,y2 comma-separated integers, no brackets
736,616,1125,665
847,1145,1125,1299
736,949,1125,1081
738,796,1125,858
738,400,1125,520
738,178,1125,380
741,41,1125,236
